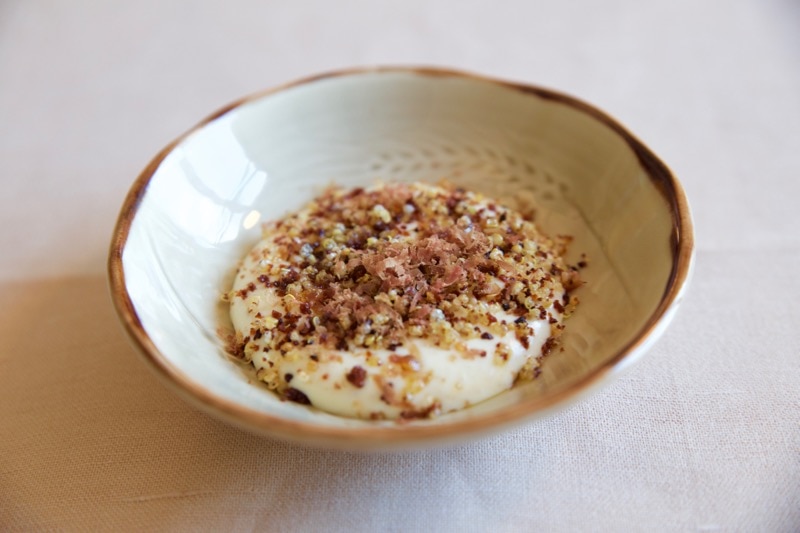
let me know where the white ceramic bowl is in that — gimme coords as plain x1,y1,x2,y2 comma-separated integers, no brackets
109,67,694,450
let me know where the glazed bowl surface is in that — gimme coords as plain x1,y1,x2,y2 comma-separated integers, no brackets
109,67,693,450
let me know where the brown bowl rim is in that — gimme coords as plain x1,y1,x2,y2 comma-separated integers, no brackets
107,66,695,449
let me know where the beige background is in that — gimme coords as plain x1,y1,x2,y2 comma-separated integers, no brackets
2,1,798,531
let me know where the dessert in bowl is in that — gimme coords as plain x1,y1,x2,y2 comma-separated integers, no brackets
108,67,693,450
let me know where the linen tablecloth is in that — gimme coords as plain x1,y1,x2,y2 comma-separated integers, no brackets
2,1,798,530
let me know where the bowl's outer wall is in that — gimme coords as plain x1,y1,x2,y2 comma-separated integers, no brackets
108,67,694,448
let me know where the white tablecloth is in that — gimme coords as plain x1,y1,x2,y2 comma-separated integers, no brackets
2,1,798,530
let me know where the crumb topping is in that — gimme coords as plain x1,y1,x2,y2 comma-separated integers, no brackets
227,181,583,417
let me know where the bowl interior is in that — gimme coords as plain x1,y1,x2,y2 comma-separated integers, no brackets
117,70,684,443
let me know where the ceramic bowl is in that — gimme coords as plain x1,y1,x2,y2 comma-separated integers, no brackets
108,67,694,450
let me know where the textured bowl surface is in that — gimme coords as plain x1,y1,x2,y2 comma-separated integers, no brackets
109,67,694,450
